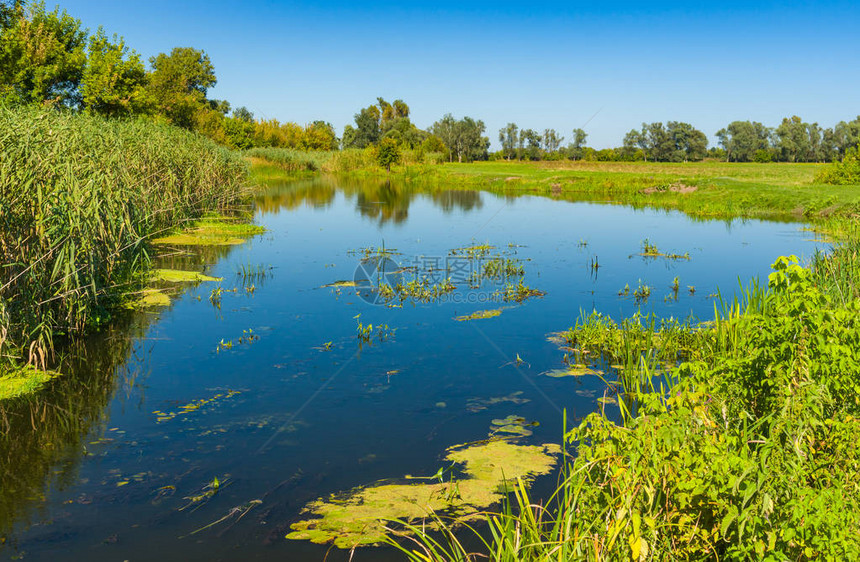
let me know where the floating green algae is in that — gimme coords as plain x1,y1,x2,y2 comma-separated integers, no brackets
542,365,602,378
455,308,503,321
321,280,358,288
0,365,60,401
489,415,538,437
153,269,221,283
153,216,265,246
286,439,561,549
127,288,171,309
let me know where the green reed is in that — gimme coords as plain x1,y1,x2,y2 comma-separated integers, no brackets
0,104,248,367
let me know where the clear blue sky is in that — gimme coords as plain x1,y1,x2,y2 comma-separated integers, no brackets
55,1,859,148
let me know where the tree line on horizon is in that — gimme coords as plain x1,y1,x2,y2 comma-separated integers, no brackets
2,1,858,165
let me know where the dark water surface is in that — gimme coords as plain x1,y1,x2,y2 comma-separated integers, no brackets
0,176,825,561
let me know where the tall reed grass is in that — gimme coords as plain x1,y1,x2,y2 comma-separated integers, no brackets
247,146,448,177
0,104,248,367
245,147,324,172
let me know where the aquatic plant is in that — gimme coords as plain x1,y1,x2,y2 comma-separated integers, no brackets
0,105,247,372
450,244,495,259
482,258,525,280
286,439,560,549
495,280,546,303
215,329,259,352
235,263,271,282
632,280,652,304
455,309,503,322
638,239,690,260
355,314,395,343
641,238,660,256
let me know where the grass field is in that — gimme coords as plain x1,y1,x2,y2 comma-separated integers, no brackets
431,160,860,221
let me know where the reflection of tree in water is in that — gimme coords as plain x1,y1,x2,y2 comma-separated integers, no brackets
253,177,337,214
354,180,412,224
253,174,483,225
428,190,482,214
0,239,250,543
0,313,150,541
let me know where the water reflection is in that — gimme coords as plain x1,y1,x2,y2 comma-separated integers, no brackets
0,315,149,541
254,175,483,225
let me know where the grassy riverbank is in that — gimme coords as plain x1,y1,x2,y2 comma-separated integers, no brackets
0,105,249,398
252,154,860,222
389,194,860,559
431,160,860,221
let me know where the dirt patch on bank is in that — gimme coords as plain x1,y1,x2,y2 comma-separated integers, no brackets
642,182,698,194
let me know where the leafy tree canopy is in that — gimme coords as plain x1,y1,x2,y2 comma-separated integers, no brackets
0,1,87,106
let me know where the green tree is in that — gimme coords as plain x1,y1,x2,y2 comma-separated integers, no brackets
341,124,357,149
0,0,22,31
519,128,541,160
499,123,518,160
832,117,860,161
667,121,708,162
542,128,564,154
420,134,448,159
147,47,216,129
80,28,148,116
715,121,772,162
625,122,708,162
303,120,338,150
431,114,488,162
350,105,381,148
392,99,409,118
0,1,87,106
223,116,255,149
622,129,647,160
233,106,253,123
376,137,401,171
569,128,587,160
775,116,816,162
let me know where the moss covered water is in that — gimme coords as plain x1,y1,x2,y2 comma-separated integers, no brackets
0,175,825,561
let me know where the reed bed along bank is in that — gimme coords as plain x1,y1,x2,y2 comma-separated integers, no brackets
0,105,248,369
246,146,447,177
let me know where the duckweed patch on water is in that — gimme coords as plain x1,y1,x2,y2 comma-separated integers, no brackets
321,280,358,288
489,415,539,437
153,216,265,246
127,288,172,309
285,439,560,549
153,390,242,423
0,365,60,401
455,308,504,321
541,365,602,378
153,269,222,283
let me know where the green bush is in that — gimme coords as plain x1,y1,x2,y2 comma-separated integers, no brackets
816,145,860,185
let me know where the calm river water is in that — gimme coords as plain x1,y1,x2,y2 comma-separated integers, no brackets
0,176,824,561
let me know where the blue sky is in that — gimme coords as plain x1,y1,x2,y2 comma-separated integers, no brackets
55,1,859,148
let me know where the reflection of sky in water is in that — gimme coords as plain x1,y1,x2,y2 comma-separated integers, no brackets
1,177,825,561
